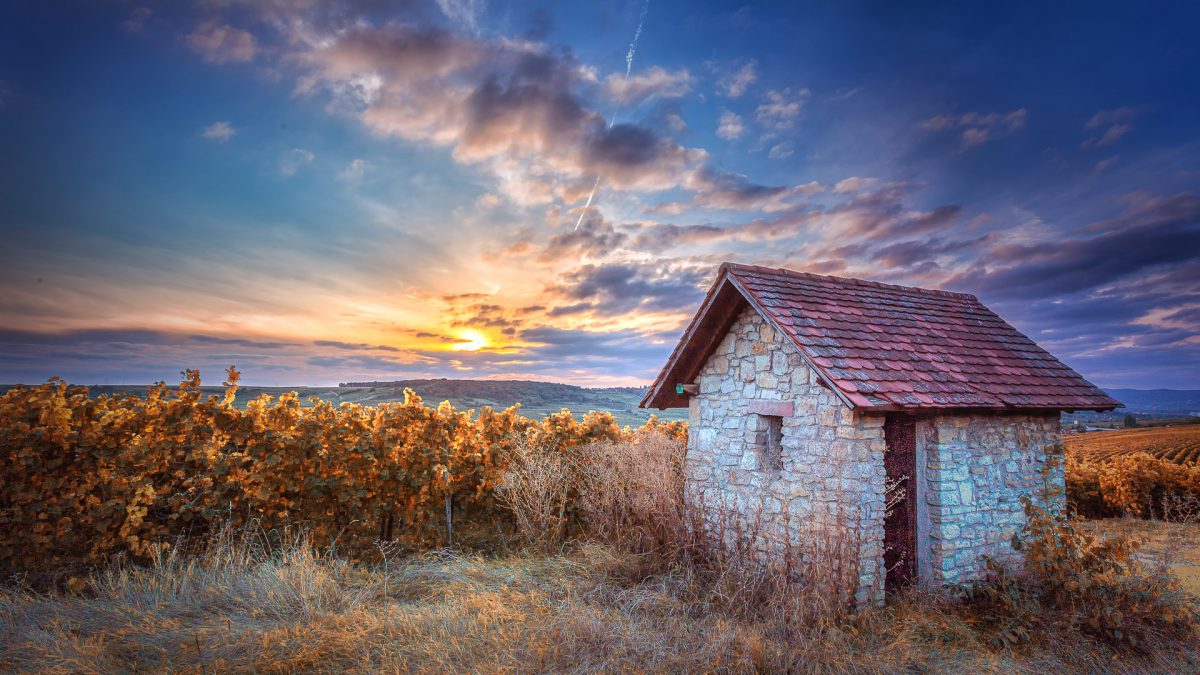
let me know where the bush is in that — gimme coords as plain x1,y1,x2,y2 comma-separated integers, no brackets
957,497,1199,651
0,369,674,574
1067,451,1200,519
1065,453,1114,518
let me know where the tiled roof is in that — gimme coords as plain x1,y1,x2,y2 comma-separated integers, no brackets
642,262,1121,412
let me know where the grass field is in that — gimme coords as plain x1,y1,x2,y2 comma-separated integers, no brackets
1065,425,1200,465
2,520,1197,673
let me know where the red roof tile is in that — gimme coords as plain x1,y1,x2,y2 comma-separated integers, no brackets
641,262,1121,412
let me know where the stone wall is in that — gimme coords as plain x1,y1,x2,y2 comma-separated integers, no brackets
920,413,1063,584
687,306,887,605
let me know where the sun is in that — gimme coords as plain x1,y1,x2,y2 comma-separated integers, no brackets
451,330,489,352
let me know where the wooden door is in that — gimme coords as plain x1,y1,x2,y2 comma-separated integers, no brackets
883,414,917,592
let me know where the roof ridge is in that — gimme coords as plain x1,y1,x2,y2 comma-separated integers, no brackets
720,261,979,301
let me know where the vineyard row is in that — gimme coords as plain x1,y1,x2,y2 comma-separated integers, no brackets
0,368,684,571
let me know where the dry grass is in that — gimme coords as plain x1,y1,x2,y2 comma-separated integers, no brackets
1083,517,1200,597
500,432,870,625
2,531,1197,674
4,432,1199,673
4,435,1198,672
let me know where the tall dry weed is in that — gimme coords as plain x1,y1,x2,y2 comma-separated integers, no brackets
494,434,576,549
496,431,870,628
575,432,691,557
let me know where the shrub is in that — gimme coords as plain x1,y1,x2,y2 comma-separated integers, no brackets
957,497,1199,651
1065,451,1200,520
575,433,691,558
1065,453,1114,518
0,369,655,574
1097,452,1200,518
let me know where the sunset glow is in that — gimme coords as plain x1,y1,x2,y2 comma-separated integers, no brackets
451,330,491,352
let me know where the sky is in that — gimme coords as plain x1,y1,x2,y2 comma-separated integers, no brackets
0,0,1198,390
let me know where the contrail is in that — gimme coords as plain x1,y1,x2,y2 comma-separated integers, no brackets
575,0,650,231
625,0,649,78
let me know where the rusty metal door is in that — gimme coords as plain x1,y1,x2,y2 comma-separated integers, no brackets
884,413,917,592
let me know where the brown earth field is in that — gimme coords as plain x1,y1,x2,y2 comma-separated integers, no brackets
1065,424,1200,465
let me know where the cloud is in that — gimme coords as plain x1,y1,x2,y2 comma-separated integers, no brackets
838,235,988,270
1092,156,1118,175
121,7,152,33
515,325,672,369
832,176,874,194
922,108,1027,148
686,166,818,212
436,0,487,33
767,142,794,159
201,121,236,142
547,262,710,317
631,179,960,251
191,335,299,349
313,340,400,352
0,328,396,386
535,214,628,263
830,87,861,101
1083,106,1140,149
186,21,257,64
716,110,745,140
603,66,693,105
293,22,708,205
280,148,315,176
449,302,520,331
338,158,368,180
945,193,1200,299
644,201,687,216
717,60,757,97
756,88,809,130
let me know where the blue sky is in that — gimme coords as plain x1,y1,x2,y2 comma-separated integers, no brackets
0,0,1197,389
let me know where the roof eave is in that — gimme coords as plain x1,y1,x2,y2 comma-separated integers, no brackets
640,267,744,409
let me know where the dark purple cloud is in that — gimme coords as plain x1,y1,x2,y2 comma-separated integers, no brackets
946,193,1200,299
547,262,710,317
536,214,629,262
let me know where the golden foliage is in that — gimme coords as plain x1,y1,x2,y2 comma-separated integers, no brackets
1066,445,1200,519
1065,426,1200,518
957,498,1198,651
0,368,682,571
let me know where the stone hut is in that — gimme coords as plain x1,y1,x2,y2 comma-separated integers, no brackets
641,262,1119,604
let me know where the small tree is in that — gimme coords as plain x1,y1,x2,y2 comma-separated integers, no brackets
1123,414,1138,428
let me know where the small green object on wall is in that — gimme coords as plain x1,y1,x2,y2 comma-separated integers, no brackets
675,383,685,394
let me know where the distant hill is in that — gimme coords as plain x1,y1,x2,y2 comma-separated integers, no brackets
1103,389,1200,416
334,378,680,425
0,378,685,427
4,379,1195,426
